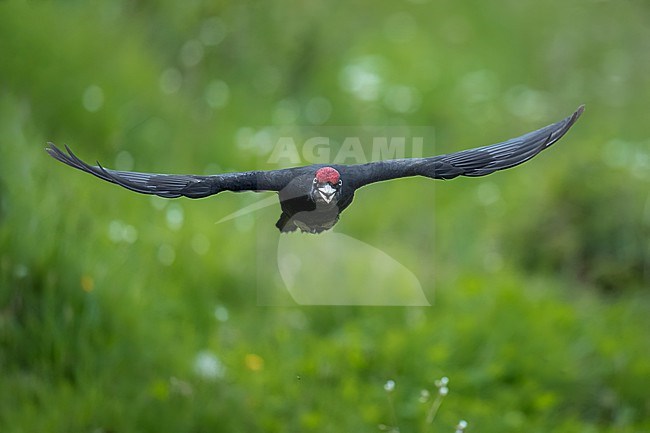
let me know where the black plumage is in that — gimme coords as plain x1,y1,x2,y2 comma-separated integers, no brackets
47,105,583,233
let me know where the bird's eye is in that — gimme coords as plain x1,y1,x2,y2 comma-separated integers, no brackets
337,180,342,187
313,178,318,184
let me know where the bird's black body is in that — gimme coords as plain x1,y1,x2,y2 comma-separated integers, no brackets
46,105,584,233
275,168,356,233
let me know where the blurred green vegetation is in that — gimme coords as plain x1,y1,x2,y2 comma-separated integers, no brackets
1,0,649,432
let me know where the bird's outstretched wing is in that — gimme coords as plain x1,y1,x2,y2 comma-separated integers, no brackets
46,143,300,198
347,105,584,188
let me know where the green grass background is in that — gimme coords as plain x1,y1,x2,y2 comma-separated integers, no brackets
1,0,649,431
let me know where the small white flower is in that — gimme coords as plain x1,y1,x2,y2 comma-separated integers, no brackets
455,420,468,432
194,350,225,380
384,379,396,392
439,386,449,396
419,389,430,403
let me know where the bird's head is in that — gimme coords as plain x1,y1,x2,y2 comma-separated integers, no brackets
310,167,342,205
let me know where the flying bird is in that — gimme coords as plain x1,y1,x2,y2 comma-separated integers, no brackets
47,105,584,233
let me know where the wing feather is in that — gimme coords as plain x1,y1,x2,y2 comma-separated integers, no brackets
46,143,299,198
349,105,584,187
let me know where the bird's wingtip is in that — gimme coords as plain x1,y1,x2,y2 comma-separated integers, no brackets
45,142,63,159
574,104,585,119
